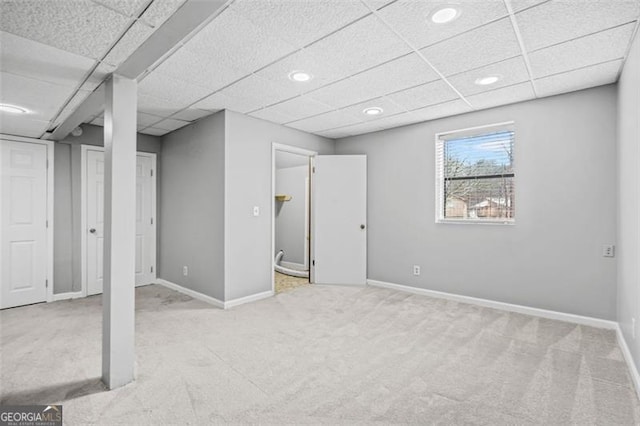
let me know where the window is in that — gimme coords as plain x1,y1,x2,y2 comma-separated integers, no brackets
435,123,515,223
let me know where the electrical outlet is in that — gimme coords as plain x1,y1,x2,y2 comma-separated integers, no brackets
602,245,615,257
633,318,636,339
413,265,421,276
183,266,188,277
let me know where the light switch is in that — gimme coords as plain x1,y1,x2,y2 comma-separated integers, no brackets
253,206,260,216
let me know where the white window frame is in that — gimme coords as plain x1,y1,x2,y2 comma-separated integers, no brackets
435,121,515,225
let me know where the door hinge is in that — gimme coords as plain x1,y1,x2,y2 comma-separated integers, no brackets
46,220,49,228
150,217,153,225
151,169,154,177
46,159,49,169
312,166,315,173
150,266,154,273
312,260,315,266
45,279,48,288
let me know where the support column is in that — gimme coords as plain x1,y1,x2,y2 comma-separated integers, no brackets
102,75,137,389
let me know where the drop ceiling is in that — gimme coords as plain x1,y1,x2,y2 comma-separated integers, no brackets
0,0,638,140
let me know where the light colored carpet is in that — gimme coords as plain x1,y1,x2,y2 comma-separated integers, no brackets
1,284,639,425
274,271,309,294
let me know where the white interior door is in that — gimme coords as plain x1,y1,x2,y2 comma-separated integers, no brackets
313,155,367,285
86,149,155,296
0,140,48,309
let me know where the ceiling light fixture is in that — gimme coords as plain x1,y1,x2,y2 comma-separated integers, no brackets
363,107,383,116
288,71,313,82
475,75,501,86
431,7,459,24
0,103,28,114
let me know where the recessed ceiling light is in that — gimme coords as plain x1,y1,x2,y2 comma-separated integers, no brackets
363,107,383,116
475,75,501,86
0,103,28,114
288,71,313,82
431,7,459,24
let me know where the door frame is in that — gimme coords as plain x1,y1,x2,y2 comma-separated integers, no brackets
80,144,157,297
271,143,317,293
0,134,55,306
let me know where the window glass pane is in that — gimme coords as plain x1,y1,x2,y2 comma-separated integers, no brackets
437,126,515,223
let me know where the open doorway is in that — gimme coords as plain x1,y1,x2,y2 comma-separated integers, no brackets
271,144,316,294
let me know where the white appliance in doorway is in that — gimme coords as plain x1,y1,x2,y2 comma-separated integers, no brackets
313,155,367,285
82,146,156,296
0,138,54,309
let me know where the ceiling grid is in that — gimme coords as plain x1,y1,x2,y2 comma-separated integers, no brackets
1,0,639,139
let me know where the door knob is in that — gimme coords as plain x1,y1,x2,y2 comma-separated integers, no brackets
89,228,96,234
360,224,366,230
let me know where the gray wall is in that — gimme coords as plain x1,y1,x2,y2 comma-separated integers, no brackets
159,111,225,300
275,165,308,266
53,124,162,294
224,110,334,300
617,31,640,368
336,85,618,320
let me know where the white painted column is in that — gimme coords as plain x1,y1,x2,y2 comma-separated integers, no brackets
102,75,137,389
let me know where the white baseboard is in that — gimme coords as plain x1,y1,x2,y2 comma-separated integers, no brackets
224,290,274,309
52,291,84,302
156,279,273,309
616,325,640,399
156,279,224,309
366,279,617,330
280,261,306,271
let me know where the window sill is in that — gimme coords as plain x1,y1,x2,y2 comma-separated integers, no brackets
436,219,515,226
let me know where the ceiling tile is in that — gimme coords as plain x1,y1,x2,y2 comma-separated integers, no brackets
509,0,549,13
361,111,427,129
230,0,370,49
255,48,348,95
0,0,130,59
308,53,440,109
447,56,530,96
249,108,296,125
387,79,459,111
305,15,412,78
517,0,640,52
137,112,163,127
139,127,168,136
154,47,245,92
138,93,184,116
316,128,353,139
51,89,92,128
339,96,407,121
102,21,154,67
251,96,333,124
466,82,535,109
138,71,210,107
140,0,186,28
0,31,95,89
377,0,508,50
529,23,635,79
171,108,213,122
93,0,149,17
364,0,397,10
420,18,521,76
409,99,473,122
0,116,50,138
222,74,299,109
0,71,75,122
191,91,262,114
287,109,363,133
184,8,296,76
154,118,190,131
535,59,622,97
